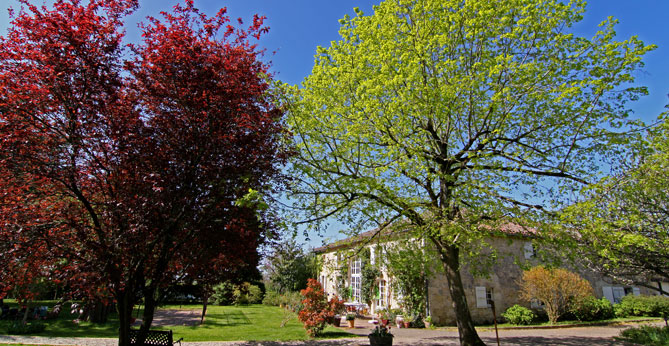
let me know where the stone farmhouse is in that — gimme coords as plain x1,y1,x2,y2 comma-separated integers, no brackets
314,223,665,325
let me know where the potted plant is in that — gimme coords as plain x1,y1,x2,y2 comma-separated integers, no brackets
395,314,403,328
333,314,342,327
424,315,432,328
368,325,393,346
377,308,389,326
346,313,356,328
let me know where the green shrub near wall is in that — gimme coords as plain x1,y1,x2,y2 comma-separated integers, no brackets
614,295,669,318
501,305,536,325
570,296,615,321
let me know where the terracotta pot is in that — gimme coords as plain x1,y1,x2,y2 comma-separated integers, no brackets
347,319,355,328
424,321,431,328
381,319,389,326
403,321,410,328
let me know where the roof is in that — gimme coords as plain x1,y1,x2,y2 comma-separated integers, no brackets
313,221,537,254
312,226,408,253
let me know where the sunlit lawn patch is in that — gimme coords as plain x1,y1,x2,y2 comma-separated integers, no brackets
0,301,356,342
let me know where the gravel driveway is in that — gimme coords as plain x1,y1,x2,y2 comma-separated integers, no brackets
1,321,661,346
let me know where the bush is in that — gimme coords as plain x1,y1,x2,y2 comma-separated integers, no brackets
247,284,263,304
569,296,614,321
519,266,593,323
233,286,249,305
614,295,669,318
262,290,281,306
212,281,235,305
501,305,535,325
619,325,669,346
7,321,46,334
283,291,303,311
297,278,331,337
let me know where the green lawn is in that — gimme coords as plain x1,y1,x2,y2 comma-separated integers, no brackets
0,301,356,342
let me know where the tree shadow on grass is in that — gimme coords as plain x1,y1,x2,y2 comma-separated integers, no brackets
200,310,252,327
318,330,361,339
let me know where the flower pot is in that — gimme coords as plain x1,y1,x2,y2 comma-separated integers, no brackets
381,319,389,326
333,316,342,327
369,334,393,346
347,319,355,328
424,321,431,328
403,321,410,328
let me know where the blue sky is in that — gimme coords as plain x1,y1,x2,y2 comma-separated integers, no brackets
2,1,668,248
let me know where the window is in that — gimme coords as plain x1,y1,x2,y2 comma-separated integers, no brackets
523,242,535,259
351,258,361,275
376,280,386,308
603,286,628,304
351,258,362,302
475,286,492,308
530,299,544,309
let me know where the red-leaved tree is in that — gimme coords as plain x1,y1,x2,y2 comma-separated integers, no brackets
0,0,287,344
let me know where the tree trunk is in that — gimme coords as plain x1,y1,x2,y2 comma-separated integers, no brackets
88,300,111,323
117,291,134,346
201,293,208,325
438,242,486,346
137,287,158,345
21,305,29,324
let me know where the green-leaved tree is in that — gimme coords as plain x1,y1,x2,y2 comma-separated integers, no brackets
561,116,669,294
287,1,653,344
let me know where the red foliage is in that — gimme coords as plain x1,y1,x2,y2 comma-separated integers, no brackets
0,0,286,344
298,279,345,337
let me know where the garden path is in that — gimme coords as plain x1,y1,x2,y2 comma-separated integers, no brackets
1,322,662,345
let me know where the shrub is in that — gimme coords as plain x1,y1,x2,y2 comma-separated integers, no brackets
501,305,535,325
519,266,593,323
619,325,669,346
247,284,263,304
7,321,46,334
614,295,669,318
262,290,281,306
328,295,345,316
282,291,303,311
297,278,331,337
233,286,249,305
212,281,235,305
570,296,614,321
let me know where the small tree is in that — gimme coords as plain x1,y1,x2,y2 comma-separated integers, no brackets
263,240,317,294
519,266,593,323
298,278,332,337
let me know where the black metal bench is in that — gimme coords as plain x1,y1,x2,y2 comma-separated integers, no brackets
129,329,182,346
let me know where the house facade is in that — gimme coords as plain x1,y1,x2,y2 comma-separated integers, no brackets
314,226,663,325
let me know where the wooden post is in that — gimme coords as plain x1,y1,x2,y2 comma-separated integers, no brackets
490,300,500,346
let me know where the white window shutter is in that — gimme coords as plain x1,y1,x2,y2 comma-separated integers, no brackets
602,286,614,304
523,242,534,259
475,286,488,308
632,287,641,296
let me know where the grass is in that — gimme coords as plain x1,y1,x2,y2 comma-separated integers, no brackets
0,300,355,342
618,325,669,346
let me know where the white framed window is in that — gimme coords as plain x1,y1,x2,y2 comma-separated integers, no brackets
351,258,362,302
377,280,386,308
475,286,492,308
351,258,361,275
